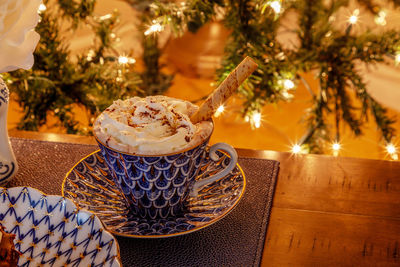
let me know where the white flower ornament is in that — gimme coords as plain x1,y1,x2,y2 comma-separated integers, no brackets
0,0,42,73
0,0,41,185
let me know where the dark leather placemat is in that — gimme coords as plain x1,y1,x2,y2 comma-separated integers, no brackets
7,137,279,267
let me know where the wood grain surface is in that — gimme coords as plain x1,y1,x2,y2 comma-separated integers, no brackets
10,131,400,266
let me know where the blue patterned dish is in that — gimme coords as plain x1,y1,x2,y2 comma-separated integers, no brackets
62,150,245,238
0,186,121,266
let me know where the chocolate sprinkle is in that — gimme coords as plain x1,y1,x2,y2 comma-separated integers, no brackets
148,106,161,114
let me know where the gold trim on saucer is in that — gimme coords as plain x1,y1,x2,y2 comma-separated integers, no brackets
62,150,246,239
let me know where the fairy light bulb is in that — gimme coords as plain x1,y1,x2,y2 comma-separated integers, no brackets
292,144,301,154
270,1,281,14
283,79,295,90
118,56,128,65
99,14,112,21
332,142,341,151
128,58,136,64
332,142,341,156
375,10,387,26
214,105,225,117
281,90,293,100
386,144,396,154
145,22,163,36
395,53,400,64
386,143,398,160
251,112,261,128
349,15,358,24
38,4,46,13
348,9,359,25
86,50,95,62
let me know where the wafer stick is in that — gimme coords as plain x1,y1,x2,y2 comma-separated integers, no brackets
191,56,258,124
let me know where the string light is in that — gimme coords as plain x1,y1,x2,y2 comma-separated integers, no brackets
281,90,293,100
118,56,136,65
386,143,396,154
332,142,341,151
375,10,387,26
118,56,128,65
214,105,225,117
250,112,262,128
99,14,113,21
270,1,282,14
86,50,95,62
395,53,400,65
332,141,341,156
292,144,302,154
144,22,163,36
348,9,359,25
386,143,398,160
283,79,295,90
38,4,46,13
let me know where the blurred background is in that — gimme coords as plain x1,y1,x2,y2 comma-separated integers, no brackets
6,0,400,160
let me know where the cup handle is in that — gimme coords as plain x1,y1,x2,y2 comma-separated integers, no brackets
190,142,238,197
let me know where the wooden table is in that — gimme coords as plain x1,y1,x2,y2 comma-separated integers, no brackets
10,130,400,266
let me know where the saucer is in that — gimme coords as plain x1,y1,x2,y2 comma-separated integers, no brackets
0,186,121,266
62,150,246,238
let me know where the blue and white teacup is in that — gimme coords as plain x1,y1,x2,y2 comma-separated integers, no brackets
95,126,238,219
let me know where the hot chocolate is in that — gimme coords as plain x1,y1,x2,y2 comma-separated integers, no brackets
94,96,213,155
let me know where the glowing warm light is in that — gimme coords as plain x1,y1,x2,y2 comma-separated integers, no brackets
332,142,341,151
128,58,136,64
375,10,387,26
214,105,225,117
86,50,95,62
292,144,301,154
332,142,341,156
270,1,281,14
283,79,295,90
386,144,396,154
252,112,261,128
281,90,293,100
144,22,163,36
117,56,135,65
38,4,46,13
349,15,358,24
348,9,359,25
395,54,400,64
386,143,398,160
100,14,112,21
118,56,128,65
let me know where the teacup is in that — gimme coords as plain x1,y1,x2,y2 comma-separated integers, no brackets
95,124,237,219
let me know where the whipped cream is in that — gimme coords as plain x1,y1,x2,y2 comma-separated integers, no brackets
94,96,213,155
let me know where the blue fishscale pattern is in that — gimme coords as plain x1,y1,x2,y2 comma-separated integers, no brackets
98,141,208,219
0,187,121,266
63,148,245,238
